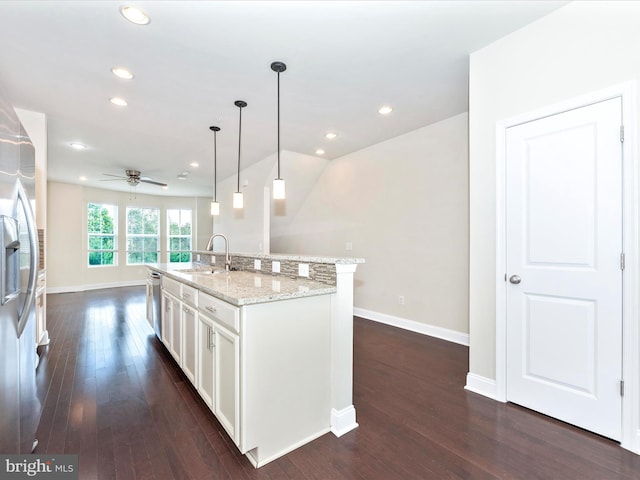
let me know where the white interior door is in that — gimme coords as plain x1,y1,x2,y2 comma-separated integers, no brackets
505,97,623,441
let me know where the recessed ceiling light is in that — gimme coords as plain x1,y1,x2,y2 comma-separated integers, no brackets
177,174,187,180
120,6,150,25
69,142,86,150
79,175,87,181
189,161,199,168
325,132,338,140
378,105,393,115
111,67,134,80
315,149,325,155
110,97,128,107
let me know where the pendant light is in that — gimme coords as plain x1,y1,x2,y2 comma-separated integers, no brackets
233,100,247,209
209,126,220,216
271,61,287,200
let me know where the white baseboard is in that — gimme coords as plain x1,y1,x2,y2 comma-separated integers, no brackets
330,406,358,437
354,307,469,346
464,372,498,400
47,280,145,294
245,427,331,468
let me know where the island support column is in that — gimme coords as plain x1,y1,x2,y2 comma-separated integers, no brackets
330,262,359,436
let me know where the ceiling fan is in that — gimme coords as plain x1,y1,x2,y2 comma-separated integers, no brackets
102,169,167,187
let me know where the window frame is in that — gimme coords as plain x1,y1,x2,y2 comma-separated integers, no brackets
126,206,160,265
167,208,193,263
87,202,118,267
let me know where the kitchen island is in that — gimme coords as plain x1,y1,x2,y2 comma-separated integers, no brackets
147,252,363,467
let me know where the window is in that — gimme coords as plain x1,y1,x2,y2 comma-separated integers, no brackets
88,203,117,266
167,209,192,263
126,207,159,264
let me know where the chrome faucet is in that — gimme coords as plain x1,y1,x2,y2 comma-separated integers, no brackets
205,233,231,271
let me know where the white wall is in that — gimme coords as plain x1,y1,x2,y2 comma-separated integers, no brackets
273,113,469,339
468,2,640,379
213,151,330,254
47,181,209,291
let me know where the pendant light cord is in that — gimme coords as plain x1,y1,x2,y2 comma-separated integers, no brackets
277,70,281,179
213,130,217,201
237,106,242,192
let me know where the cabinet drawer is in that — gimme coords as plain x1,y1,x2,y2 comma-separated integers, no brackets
181,284,198,307
163,276,181,298
198,292,239,333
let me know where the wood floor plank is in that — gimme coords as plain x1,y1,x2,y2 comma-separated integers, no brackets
32,286,640,480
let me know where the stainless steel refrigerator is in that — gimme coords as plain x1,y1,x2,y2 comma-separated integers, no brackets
0,86,41,453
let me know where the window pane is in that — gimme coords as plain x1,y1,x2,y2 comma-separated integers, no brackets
88,203,117,267
167,209,193,263
180,237,191,251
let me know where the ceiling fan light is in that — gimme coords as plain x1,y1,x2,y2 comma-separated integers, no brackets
233,192,243,209
273,178,286,200
210,201,220,216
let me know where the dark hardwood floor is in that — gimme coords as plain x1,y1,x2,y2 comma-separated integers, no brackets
34,286,640,479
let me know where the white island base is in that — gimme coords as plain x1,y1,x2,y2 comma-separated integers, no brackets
241,295,332,467
150,254,363,468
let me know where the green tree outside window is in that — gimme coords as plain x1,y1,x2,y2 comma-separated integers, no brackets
88,203,117,266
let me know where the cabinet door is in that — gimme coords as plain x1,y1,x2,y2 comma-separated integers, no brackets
182,303,197,383
170,296,182,362
215,324,240,446
145,280,154,329
162,292,181,362
161,292,173,349
197,315,215,409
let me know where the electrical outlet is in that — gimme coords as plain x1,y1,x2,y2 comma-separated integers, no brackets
345,242,353,251
195,254,200,262
298,263,310,277
254,259,261,270
272,280,281,292
398,295,405,305
254,277,262,288
272,261,280,273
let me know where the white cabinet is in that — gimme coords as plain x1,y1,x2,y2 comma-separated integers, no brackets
181,302,197,384
161,289,182,363
197,314,215,408
153,272,333,467
198,291,240,446
145,278,154,330
35,270,49,346
214,323,239,445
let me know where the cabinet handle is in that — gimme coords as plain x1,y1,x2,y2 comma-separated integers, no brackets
207,327,215,351
183,293,191,299
183,307,190,313
205,306,217,313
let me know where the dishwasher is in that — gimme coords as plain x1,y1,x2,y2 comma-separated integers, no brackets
147,270,162,338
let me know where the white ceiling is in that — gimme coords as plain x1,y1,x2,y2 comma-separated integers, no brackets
0,1,566,197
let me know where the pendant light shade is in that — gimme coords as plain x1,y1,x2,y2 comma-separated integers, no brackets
234,100,247,209
271,61,287,200
209,125,220,216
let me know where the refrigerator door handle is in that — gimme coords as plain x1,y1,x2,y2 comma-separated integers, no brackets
15,179,38,338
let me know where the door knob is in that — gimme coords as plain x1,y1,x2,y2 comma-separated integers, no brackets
509,275,521,284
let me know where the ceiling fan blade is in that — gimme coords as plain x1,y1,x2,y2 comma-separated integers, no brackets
140,178,168,187
99,178,125,182
102,173,126,178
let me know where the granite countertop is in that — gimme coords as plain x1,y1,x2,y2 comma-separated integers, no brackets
148,263,336,306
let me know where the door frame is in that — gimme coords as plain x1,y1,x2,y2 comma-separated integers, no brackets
495,82,639,454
